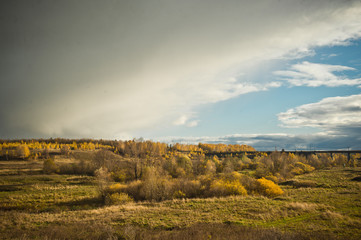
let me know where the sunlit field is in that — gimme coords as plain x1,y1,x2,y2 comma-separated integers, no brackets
0,140,360,239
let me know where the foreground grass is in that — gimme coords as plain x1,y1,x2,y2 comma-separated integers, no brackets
0,165,361,239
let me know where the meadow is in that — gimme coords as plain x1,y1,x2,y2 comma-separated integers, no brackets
0,140,360,239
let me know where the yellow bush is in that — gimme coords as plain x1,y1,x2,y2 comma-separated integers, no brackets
107,183,126,193
224,180,247,196
256,177,284,197
210,179,247,197
265,175,279,183
210,179,226,196
230,171,243,181
173,190,186,199
105,192,133,205
291,167,304,175
294,162,315,173
111,170,127,182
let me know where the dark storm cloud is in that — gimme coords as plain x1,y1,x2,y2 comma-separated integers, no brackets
1,0,361,139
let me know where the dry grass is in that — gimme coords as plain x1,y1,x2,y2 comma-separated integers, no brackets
1,156,361,239
286,202,320,212
0,160,43,175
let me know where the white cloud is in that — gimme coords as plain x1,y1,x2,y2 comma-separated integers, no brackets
2,1,361,138
158,93,361,150
179,77,282,105
274,61,361,87
278,94,361,129
173,114,199,127
186,120,199,128
173,115,189,126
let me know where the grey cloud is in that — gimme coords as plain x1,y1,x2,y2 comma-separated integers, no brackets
1,0,361,139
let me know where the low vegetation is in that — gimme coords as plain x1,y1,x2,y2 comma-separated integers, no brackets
0,139,361,239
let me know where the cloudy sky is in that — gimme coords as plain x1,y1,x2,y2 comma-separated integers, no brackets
1,0,361,150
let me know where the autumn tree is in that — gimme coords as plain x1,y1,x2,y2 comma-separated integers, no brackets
16,144,30,159
176,155,193,176
60,145,71,156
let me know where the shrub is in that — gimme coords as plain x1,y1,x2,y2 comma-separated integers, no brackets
177,155,193,175
225,171,243,181
204,159,216,175
290,162,315,175
105,192,133,205
240,175,258,194
334,154,348,166
60,145,70,156
224,180,247,196
255,177,284,197
209,180,228,197
264,175,279,183
209,179,247,197
110,169,127,182
95,167,111,199
294,162,315,173
58,159,97,175
173,190,186,199
174,179,202,198
139,173,174,201
107,183,126,193
291,167,304,175
123,180,143,200
120,167,175,201
43,158,59,174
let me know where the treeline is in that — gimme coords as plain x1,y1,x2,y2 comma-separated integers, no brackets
0,140,112,160
169,143,255,153
0,138,255,160
0,138,117,146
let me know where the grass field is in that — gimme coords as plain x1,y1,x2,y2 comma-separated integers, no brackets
1,157,361,239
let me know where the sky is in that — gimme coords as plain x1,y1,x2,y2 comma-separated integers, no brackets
1,0,361,150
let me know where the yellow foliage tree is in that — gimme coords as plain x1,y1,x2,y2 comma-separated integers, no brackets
17,144,30,159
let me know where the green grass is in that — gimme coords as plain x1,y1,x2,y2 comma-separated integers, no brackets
1,158,361,239
0,174,100,212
